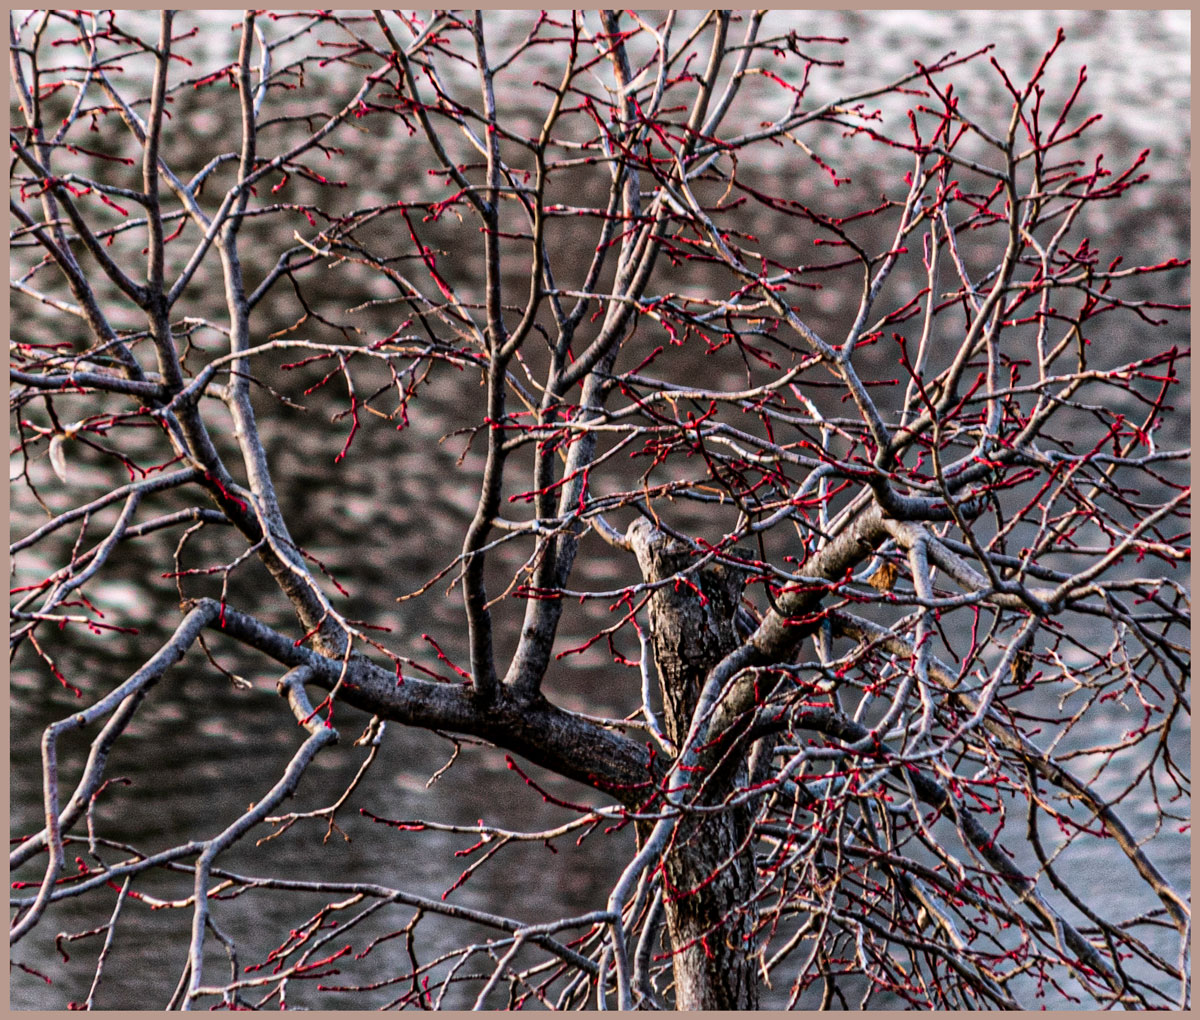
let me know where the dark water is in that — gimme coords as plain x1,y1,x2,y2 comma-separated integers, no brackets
11,10,1189,1009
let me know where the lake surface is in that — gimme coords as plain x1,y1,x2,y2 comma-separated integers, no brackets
10,10,1189,1009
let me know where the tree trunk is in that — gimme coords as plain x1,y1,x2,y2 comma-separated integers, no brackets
628,520,760,1010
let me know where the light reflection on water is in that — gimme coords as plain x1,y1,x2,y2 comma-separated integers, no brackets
10,10,1188,1009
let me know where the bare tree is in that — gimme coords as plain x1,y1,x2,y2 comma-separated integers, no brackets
10,10,1189,1010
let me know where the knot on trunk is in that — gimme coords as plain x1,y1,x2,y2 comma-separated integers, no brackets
626,518,749,753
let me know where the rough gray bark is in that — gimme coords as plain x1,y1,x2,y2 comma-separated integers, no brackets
629,520,760,1010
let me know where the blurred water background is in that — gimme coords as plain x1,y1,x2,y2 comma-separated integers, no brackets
10,10,1189,1009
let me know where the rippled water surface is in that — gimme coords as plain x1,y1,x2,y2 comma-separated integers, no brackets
11,10,1189,1009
